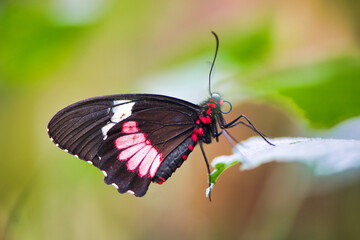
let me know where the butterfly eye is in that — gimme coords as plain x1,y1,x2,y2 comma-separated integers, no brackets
211,93,221,103
220,99,232,114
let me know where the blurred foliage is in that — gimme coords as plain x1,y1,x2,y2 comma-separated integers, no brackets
222,23,273,68
160,22,274,74
245,56,360,127
0,3,88,88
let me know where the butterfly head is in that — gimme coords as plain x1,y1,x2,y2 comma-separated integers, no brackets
208,92,232,114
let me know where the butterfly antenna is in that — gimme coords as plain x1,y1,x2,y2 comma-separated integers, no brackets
209,31,219,96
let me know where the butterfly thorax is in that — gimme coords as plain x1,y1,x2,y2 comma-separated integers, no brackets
198,95,224,140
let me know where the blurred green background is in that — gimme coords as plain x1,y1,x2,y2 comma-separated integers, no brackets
1,0,360,239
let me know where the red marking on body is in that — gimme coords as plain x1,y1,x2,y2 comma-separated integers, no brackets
115,133,146,149
126,145,152,171
157,177,166,184
182,155,187,160
138,147,158,177
188,145,193,151
199,116,211,124
196,120,200,125
192,133,198,142
122,121,139,133
194,128,204,136
118,143,145,161
207,103,216,108
149,154,163,178
207,108,212,115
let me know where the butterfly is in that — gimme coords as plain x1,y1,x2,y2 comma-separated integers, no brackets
47,32,273,199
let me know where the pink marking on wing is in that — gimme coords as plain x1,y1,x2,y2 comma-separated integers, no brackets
118,143,146,161
122,121,140,133
188,145,193,151
149,154,163,178
138,147,159,177
115,133,146,150
126,145,152,171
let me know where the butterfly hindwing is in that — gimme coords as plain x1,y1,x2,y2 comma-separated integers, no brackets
97,107,198,196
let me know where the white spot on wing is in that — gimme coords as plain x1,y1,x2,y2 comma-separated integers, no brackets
50,137,54,142
111,100,135,123
101,123,115,136
101,100,135,136
75,155,79,158
127,190,135,195
102,170,107,177
87,161,93,165
112,183,119,189
55,143,59,147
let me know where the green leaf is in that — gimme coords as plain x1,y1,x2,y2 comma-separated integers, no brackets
207,137,360,197
246,56,360,128
206,153,240,198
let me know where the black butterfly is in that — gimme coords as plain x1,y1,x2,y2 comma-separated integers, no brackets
47,32,273,198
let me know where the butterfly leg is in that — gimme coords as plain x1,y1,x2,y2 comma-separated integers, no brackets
215,129,239,146
221,114,275,146
199,141,212,201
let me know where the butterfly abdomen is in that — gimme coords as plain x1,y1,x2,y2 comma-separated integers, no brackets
153,136,197,184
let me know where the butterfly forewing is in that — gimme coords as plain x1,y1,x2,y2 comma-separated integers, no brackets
48,97,116,165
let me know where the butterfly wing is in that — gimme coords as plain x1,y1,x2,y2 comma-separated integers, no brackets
97,106,198,196
47,94,201,196
48,96,116,165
